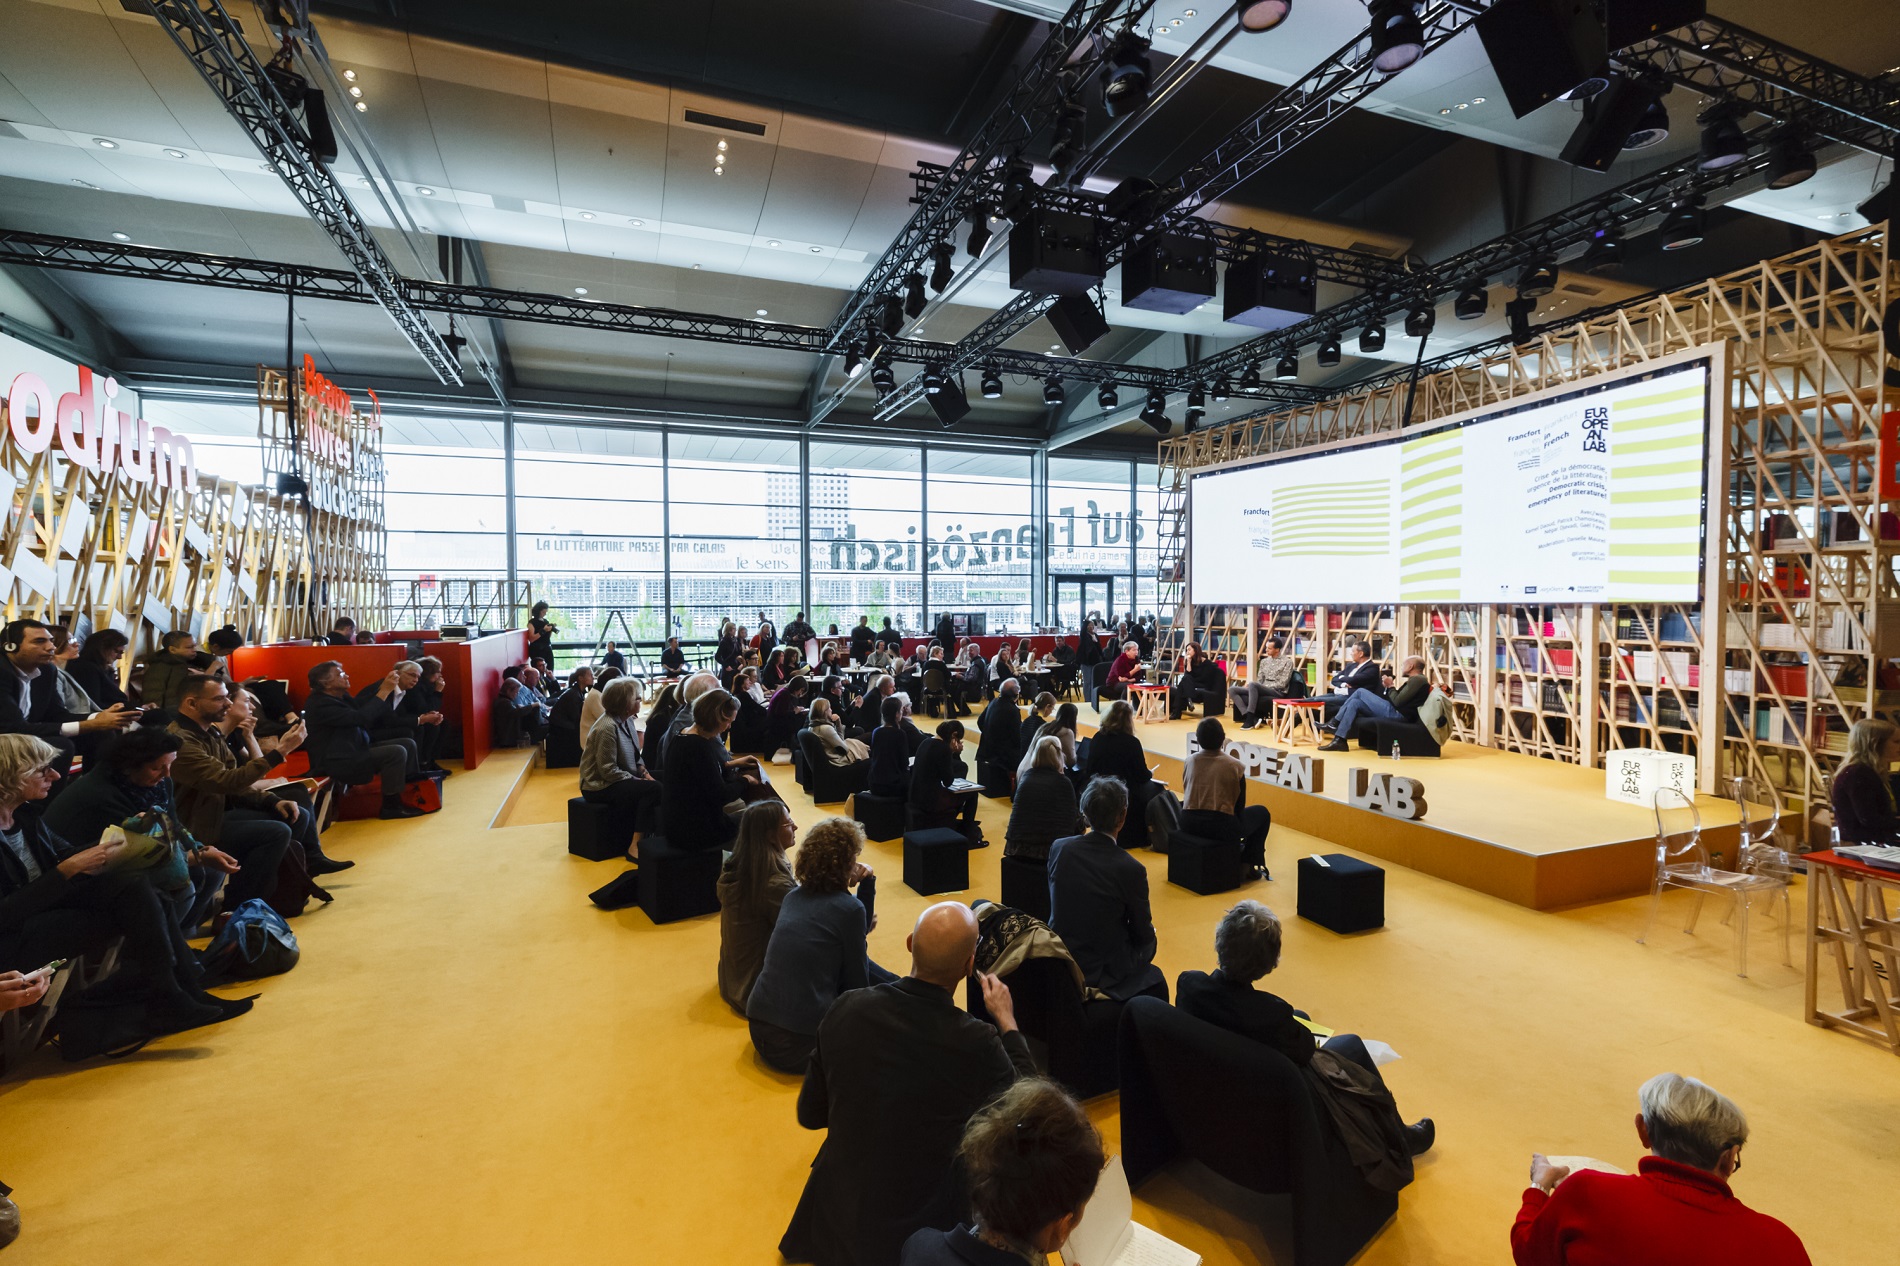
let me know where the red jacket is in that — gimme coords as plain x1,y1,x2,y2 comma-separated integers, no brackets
1511,1157,1809,1266
1106,652,1143,686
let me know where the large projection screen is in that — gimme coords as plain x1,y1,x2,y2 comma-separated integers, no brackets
1189,357,1713,605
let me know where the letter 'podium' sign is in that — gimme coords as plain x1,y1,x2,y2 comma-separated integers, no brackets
1605,748,1696,807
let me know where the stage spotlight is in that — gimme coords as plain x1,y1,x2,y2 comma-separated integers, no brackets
1047,99,1090,185
843,342,863,378
921,364,945,395
980,364,1003,398
1359,320,1386,353
1274,353,1299,381
1237,0,1292,33
903,271,928,318
967,206,994,256
1238,361,1263,389
1455,285,1488,320
1626,96,1671,150
1517,256,1559,297
1696,103,1749,171
1186,382,1206,413
997,159,1037,221
1140,387,1171,433
1505,295,1536,342
871,353,896,393
1098,381,1119,410
1102,29,1152,120
1184,406,1203,433
1404,304,1435,338
1043,375,1066,406
874,294,904,336
929,241,956,293
1580,225,1625,275
1368,0,1425,74
1660,198,1705,250
1765,134,1816,189
1317,332,1341,367
1211,377,1230,403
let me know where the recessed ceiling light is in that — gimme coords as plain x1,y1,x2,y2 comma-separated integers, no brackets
717,140,728,151
714,168,724,176
692,264,701,269
71,179,95,189
1440,108,1452,115
343,69,357,81
259,163,273,172
1050,344,1060,351
93,138,116,149
766,239,780,247
756,308,769,316
574,287,589,295
1472,97,1485,104
1184,8,1196,15
1170,17,1182,25
810,246,823,254
349,86,362,98
355,102,367,112
357,176,372,186
415,186,435,196
111,231,130,241
579,211,595,219
631,218,646,226
164,148,187,159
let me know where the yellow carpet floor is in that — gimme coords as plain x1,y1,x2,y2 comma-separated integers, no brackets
1,738,1894,1265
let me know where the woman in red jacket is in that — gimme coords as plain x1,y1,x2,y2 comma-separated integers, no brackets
1512,1072,1809,1265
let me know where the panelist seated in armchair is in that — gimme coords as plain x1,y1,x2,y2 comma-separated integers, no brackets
1168,643,1227,720
1320,656,1429,752
1231,637,1303,729
1308,641,1383,721
1098,641,1144,703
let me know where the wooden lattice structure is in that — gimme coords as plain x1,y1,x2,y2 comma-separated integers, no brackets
1159,227,1900,823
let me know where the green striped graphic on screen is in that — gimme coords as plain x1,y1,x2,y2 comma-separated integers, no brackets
1605,378,1704,594
1399,428,1463,601
1272,479,1389,557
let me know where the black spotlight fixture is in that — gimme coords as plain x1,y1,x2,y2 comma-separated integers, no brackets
903,270,928,318
1187,382,1206,412
966,206,995,256
1367,0,1425,74
1237,0,1292,33
1857,144,1898,224
1101,28,1153,120
1043,375,1065,406
1404,304,1435,339
980,363,1003,399
1139,387,1171,434
1517,256,1559,298
1505,294,1537,343
1455,284,1488,320
1047,97,1090,186
1184,405,1203,434
1626,94,1672,150
1316,332,1341,367
843,341,863,378
997,158,1037,221
870,352,896,393
1580,225,1625,275
1358,320,1387,353
1098,381,1119,410
928,241,956,293
921,363,945,396
874,294,904,336
1696,102,1749,172
1659,198,1705,250
1211,377,1230,404
1274,352,1300,381
1765,133,1817,189
1238,360,1263,390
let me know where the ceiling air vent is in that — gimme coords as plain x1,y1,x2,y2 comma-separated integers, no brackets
681,109,768,137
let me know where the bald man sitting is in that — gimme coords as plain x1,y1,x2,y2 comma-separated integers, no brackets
1320,655,1430,753
782,902,1037,1266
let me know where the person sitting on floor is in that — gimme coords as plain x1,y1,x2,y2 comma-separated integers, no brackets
216,686,345,872
306,660,427,820
1168,642,1228,720
718,801,798,1015
660,688,747,852
1100,640,1144,702
1182,717,1271,880
909,720,982,846
580,678,661,863
898,1077,1105,1266
780,901,1035,1266
766,678,813,758
866,696,912,801
547,665,596,763
745,816,885,1074
1048,776,1165,1002
1513,1073,1808,1266
1321,654,1430,752
1310,640,1382,722
1004,737,1081,867
973,679,1023,797
517,666,553,714
1830,718,1900,844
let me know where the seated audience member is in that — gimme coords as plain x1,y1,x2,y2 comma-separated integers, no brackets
959,646,990,709
1322,655,1429,752
909,720,982,845
1311,640,1382,721
1100,640,1144,702
807,698,869,766
732,667,771,754
1048,638,1076,669
853,673,892,735
582,666,621,737
974,679,1023,794
353,631,378,647
305,660,426,819
718,801,798,1014
850,617,877,665
495,678,546,747
44,726,287,931
1513,1073,1808,1266
324,616,357,646
766,678,812,757
404,657,449,774
990,643,1018,693
933,613,957,657
1182,717,1270,879
756,612,780,659
516,666,553,713
661,688,747,851
1168,642,1228,720
1004,738,1081,866
866,696,913,800
1082,701,1154,836
876,617,903,651
1047,776,1165,1002
580,678,661,862
48,628,95,715
171,674,348,880
864,642,897,673
1,619,138,769
1231,637,1302,729
781,902,1035,1266
601,641,627,672
1016,692,1055,777
547,665,595,759
640,682,682,772
359,660,445,756
818,644,844,678
203,625,244,676
1176,900,1433,1154
1831,718,1900,844
219,685,344,865
899,1077,1104,1266
1028,702,1081,777
746,817,886,1073
0,733,244,1033
660,637,688,677
66,628,132,711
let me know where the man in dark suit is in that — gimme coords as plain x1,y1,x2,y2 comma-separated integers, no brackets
1310,640,1383,723
973,679,1022,797
781,901,1036,1266
303,660,425,819
908,721,980,845
1047,776,1167,1002
324,617,357,647
1,619,138,774
403,656,450,774
848,617,877,664
545,665,593,765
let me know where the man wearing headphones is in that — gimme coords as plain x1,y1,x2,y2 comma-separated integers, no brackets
1,620,139,775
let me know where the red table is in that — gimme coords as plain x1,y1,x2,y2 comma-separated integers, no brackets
1804,849,1900,1053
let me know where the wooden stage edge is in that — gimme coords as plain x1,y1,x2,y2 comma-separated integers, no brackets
1080,724,1739,912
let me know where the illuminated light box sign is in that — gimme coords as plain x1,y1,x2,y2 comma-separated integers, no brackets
4,338,195,491
1189,356,1715,605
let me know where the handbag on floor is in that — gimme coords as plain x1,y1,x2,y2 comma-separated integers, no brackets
401,770,445,814
201,899,301,982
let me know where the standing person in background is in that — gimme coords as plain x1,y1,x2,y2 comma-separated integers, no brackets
934,614,956,658
783,612,816,653
601,641,626,672
1076,619,1104,670
849,618,877,665
527,601,557,668
876,618,903,652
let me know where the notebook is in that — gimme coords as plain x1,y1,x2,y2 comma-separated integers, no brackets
948,778,981,793
1545,1156,1628,1179
1060,1155,1201,1266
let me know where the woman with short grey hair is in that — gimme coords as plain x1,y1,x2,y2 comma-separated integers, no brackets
579,676,660,861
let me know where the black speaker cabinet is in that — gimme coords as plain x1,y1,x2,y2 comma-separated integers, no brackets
1222,253,1315,332
1122,233,1216,315
1475,0,1609,119
925,372,971,427
1008,208,1105,296
1558,75,1664,172
1047,294,1110,355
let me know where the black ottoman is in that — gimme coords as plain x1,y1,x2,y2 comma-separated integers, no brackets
1297,853,1385,933
1375,719,1441,758
637,838,722,924
903,828,970,895
568,796,633,862
1168,831,1246,896
999,854,1050,922
546,728,582,769
852,792,907,842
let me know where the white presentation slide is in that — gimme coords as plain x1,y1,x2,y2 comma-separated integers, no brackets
1189,360,1710,605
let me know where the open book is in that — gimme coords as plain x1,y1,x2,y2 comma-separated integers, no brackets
1060,1155,1200,1266
1544,1156,1628,1180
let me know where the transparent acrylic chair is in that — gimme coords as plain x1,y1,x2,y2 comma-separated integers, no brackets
1729,774,1802,882
1638,787,1791,977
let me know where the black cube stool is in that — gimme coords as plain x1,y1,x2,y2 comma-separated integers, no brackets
1297,853,1385,933
1168,831,1246,896
568,796,633,862
999,854,1050,922
638,838,722,924
903,828,970,895
852,792,907,842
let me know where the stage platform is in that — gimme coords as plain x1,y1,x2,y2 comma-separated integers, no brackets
1082,713,1741,911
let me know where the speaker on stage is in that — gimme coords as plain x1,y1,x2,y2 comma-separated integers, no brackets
925,371,971,428
1223,252,1315,331
1122,233,1216,315
1009,208,1105,296
1047,294,1110,355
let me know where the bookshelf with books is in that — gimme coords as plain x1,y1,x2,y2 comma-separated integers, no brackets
1494,605,1586,763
